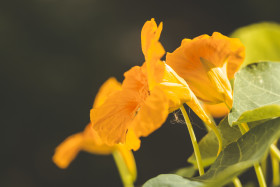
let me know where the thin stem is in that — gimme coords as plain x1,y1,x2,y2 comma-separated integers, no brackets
205,119,223,155
254,163,267,187
201,104,223,155
180,106,204,175
270,144,280,161
238,123,267,187
112,150,134,187
232,177,242,187
260,155,267,181
185,99,223,155
271,142,280,186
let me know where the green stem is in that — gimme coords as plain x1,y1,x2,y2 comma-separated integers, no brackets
238,123,267,187
112,150,134,187
260,155,267,181
185,99,223,155
270,144,280,161
254,163,267,187
270,142,280,186
205,120,223,155
180,106,204,175
232,177,242,187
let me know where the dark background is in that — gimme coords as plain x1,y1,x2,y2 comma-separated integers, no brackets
1,0,280,186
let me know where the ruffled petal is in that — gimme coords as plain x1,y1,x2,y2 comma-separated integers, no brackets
91,91,137,145
91,66,148,146
93,77,122,108
81,124,115,154
166,32,245,104
129,87,169,139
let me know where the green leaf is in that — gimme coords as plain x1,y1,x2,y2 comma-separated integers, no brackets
143,174,204,187
172,166,197,178
188,117,241,167
144,117,280,187
228,62,280,126
193,117,280,186
230,22,280,67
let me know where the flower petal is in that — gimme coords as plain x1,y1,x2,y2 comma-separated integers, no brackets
93,77,122,108
52,133,84,169
141,18,165,60
126,130,141,151
81,124,115,154
204,102,230,118
52,124,114,169
91,91,137,145
166,32,245,104
91,66,148,146
129,86,169,139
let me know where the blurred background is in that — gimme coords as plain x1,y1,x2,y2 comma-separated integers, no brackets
1,0,280,186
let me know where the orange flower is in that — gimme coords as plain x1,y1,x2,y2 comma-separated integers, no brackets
166,32,245,107
91,64,170,150
91,19,218,151
52,78,137,180
91,19,186,150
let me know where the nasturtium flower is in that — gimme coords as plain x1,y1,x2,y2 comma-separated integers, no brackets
52,78,137,180
166,32,245,108
91,19,217,151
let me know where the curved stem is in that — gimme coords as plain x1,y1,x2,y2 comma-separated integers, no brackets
232,177,242,187
260,155,267,181
254,163,267,187
271,142,280,186
238,123,267,187
180,106,204,175
113,149,135,187
269,142,280,186
204,120,223,155
186,100,223,155
270,144,280,161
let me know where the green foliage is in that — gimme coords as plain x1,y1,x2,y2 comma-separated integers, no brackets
188,117,241,167
228,62,280,126
231,22,280,67
144,118,280,187
189,61,280,168
172,166,197,178
143,174,204,187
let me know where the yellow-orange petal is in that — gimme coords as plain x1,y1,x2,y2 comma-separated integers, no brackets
52,133,84,169
141,18,165,60
91,66,148,146
166,32,245,104
52,124,114,169
81,124,115,155
126,130,141,151
129,86,169,139
143,59,192,111
93,77,122,108
91,91,136,146
204,102,230,118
